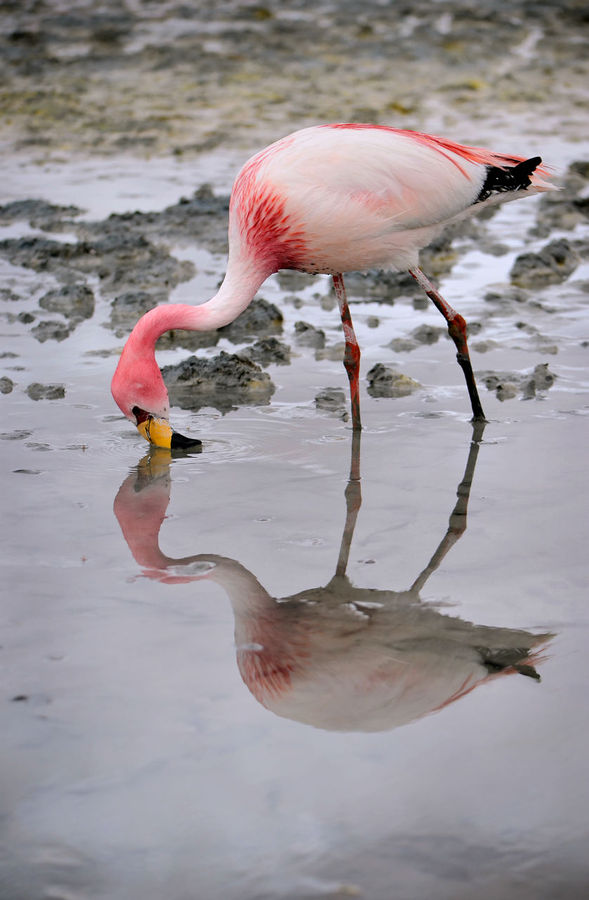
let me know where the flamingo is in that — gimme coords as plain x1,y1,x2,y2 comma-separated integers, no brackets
111,124,555,448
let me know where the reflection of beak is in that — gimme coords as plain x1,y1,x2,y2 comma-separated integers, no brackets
133,407,202,451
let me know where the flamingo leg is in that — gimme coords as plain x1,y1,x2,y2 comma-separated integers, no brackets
409,267,487,421
332,273,362,431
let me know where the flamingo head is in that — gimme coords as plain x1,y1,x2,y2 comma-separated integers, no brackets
111,346,202,451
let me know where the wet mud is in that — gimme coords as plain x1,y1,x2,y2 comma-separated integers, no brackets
0,157,587,410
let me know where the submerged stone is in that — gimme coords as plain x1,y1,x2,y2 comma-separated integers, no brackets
536,160,589,234
31,320,72,342
39,284,94,320
218,298,283,343
480,363,556,401
26,382,66,400
161,350,275,413
315,387,347,418
412,323,443,344
294,320,326,348
366,364,421,398
340,269,416,302
243,337,291,367
510,239,578,288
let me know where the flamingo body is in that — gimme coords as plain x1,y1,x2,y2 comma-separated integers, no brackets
231,124,542,274
111,124,554,441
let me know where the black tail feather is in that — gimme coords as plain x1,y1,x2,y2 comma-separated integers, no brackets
477,156,542,203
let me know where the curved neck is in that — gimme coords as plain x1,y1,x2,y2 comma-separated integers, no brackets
125,254,272,352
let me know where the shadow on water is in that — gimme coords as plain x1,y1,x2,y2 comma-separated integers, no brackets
114,424,552,733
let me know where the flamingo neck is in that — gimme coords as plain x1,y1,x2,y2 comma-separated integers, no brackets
126,254,272,353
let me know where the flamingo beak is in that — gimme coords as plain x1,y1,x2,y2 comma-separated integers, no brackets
132,407,202,451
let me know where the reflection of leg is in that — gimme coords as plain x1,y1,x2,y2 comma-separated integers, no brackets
409,267,486,422
335,428,362,578
333,273,362,431
410,420,486,593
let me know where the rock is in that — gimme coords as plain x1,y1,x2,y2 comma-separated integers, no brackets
480,363,556,401
315,342,345,362
536,160,589,233
315,387,348,418
366,364,421,398
218,298,283,343
106,186,231,255
39,284,94,320
26,382,66,400
161,350,275,413
412,323,443,344
484,285,529,305
31,320,72,342
340,269,416,302
0,198,83,226
510,238,578,288
527,362,556,392
0,234,194,299
389,337,419,353
0,377,14,394
294,320,326,348
243,337,291,366
276,270,318,292
388,324,444,352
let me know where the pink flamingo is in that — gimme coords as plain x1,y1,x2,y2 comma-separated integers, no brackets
111,124,554,448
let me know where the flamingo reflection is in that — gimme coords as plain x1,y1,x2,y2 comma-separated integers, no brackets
114,426,551,732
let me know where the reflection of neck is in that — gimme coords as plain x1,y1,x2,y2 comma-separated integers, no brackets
113,466,171,570
113,422,487,596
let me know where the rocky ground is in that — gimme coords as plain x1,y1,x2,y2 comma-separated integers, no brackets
1,0,588,157
0,161,586,413
0,0,588,416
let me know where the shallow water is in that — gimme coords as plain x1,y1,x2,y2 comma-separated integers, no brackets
2,1,589,898
2,386,589,900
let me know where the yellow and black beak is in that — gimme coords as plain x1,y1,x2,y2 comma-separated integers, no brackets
133,407,202,451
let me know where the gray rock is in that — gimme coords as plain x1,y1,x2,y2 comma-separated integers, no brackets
161,350,275,413
39,284,94,320
315,387,348,418
510,239,578,288
0,198,83,226
412,323,443,344
31,320,72,342
536,160,589,234
218,298,283,343
480,363,556,401
366,364,421,398
243,337,291,367
26,382,66,400
340,269,416,303
294,320,326,348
